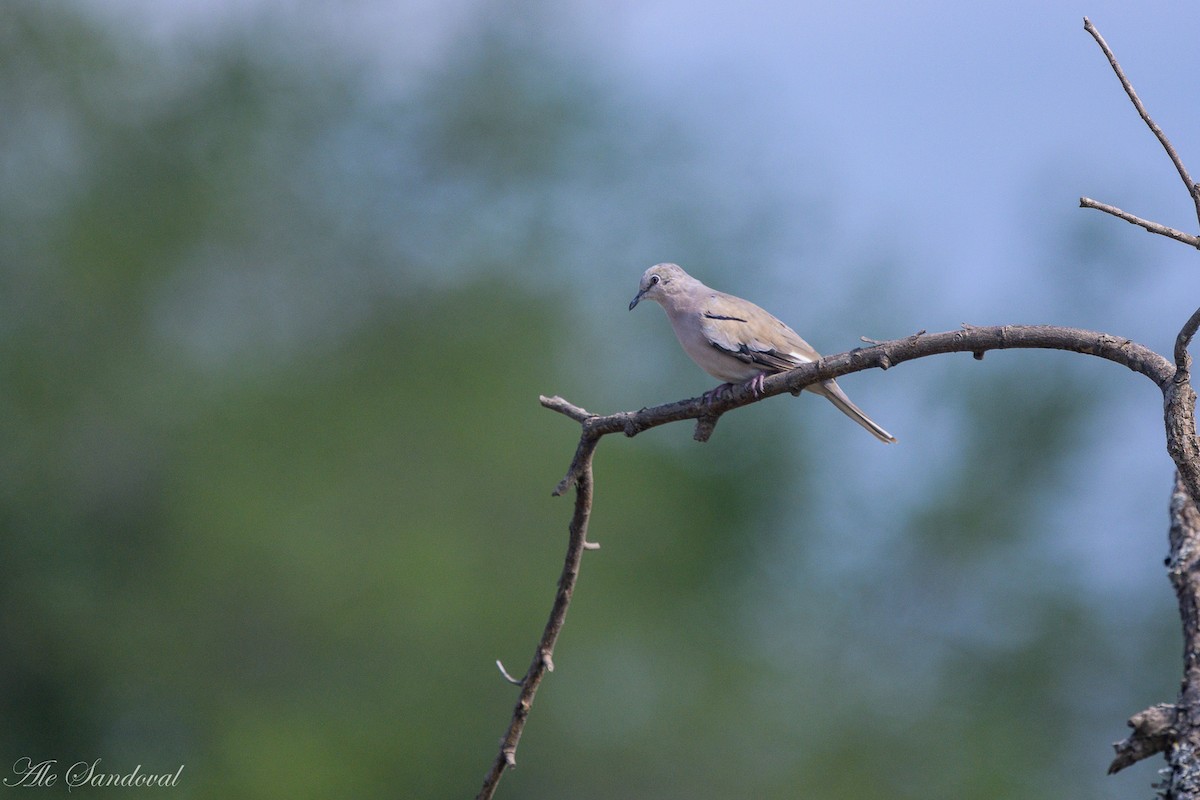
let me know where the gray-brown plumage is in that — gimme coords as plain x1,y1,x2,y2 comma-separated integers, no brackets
629,263,896,443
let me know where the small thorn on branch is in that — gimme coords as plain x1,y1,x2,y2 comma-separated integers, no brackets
496,660,524,686
582,540,601,550
1108,703,1175,774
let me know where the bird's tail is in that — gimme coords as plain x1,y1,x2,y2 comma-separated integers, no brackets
809,380,897,444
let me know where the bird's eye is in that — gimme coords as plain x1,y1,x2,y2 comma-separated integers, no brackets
650,275,660,285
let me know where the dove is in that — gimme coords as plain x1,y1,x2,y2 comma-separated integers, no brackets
629,263,896,443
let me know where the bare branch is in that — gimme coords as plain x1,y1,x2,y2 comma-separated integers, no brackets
1164,479,1200,797
1084,17,1200,227
1167,320,1200,509
563,326,1170,448
1080,197,1200,250
551,432,600,497
476,443,597,800
1177,307,1200,373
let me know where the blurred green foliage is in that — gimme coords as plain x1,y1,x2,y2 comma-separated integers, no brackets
0,2,1180,798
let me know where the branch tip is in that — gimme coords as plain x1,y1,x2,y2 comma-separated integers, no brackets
540,394,593,423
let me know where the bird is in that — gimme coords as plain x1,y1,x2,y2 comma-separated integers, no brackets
628,262,896,443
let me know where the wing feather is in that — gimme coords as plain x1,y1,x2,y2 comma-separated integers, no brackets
698,292,820,373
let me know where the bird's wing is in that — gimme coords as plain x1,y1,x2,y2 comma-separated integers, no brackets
698,292,821,372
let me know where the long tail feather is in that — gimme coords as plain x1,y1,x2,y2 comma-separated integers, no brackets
808,380,897,444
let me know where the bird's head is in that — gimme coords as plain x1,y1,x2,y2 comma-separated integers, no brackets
628,263,691,310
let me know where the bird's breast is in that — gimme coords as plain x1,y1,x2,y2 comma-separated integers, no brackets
668,308,762,382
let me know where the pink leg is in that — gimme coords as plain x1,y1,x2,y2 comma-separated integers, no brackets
704,374,768,403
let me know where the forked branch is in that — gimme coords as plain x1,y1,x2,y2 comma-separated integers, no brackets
1083,17,1200,228
1081,17,1200,243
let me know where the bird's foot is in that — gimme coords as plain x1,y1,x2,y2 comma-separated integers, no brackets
702,383,736,404
703,375,767,404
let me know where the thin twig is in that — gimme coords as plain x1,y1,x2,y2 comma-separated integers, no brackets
1084,17,1200,228
1176,306,1200,374
552,432,600,497
539,395,593,424
1079,197,1200,250
477,442,597,800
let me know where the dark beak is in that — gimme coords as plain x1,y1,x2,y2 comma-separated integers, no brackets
628,289,645,310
